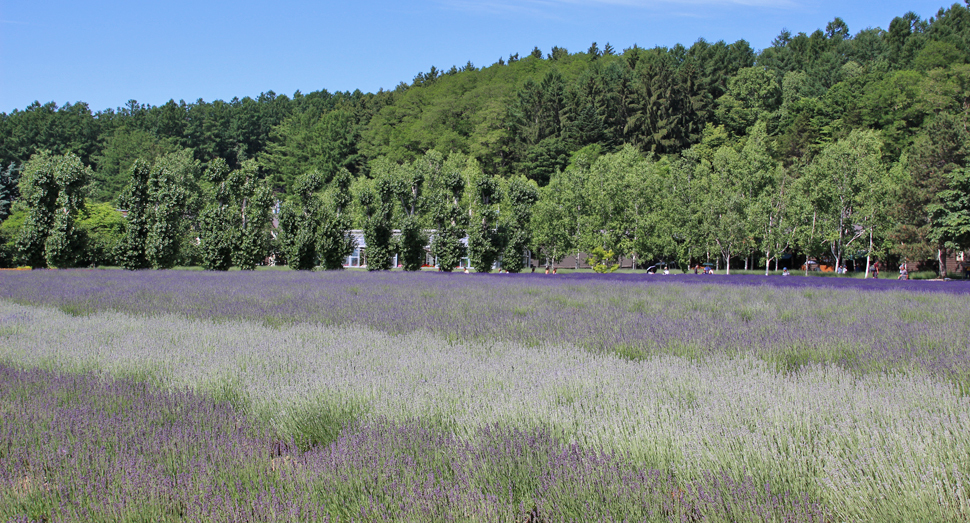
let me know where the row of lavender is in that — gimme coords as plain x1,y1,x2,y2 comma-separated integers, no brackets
2,270,969,387
1,363,826,522
1,293,968,520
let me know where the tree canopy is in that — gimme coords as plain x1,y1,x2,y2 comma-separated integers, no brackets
4,4,970,272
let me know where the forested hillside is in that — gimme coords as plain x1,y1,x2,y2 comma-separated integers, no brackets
2,5,970,273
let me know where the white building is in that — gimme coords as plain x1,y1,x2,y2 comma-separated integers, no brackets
343,229,531,271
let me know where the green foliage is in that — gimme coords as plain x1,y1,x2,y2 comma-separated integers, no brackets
318,170,357,270
500,176,539,273
6,8,970,271
276,200,318,271
431,224,466,271
43,194,82,269
277,171,356,270
116,150,199,270
398,216,426,271
466,173,502,272
15,154,60,267
261,108,361,194
803,129,895,273
520,137,569,186
384,156,429,271
929,164,970,253
530,170,575,267
360,178,395,271
198,159,273,271
280,395,368,452
626,51,711,154
586,246,619,273
233,184,273,271
75,202,125,267
0,102,101,171
277,173,323,270
0,209,25,267
316,207,356,271
715,66,782,135
15,151,88,268
428,152,468,272
197,205,235,271
44,157,88,269
0,162,20,221
89,127,178,203
913,40,966,71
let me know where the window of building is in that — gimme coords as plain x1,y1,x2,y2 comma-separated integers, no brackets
345,247,361,267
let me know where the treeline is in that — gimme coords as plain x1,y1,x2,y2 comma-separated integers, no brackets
2,5,970,272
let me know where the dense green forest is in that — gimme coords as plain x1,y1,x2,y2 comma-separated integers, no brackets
2,5,970,273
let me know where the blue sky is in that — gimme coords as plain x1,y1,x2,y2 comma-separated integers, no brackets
0,0,956,114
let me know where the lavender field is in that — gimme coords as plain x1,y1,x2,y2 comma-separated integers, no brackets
2,270,970,521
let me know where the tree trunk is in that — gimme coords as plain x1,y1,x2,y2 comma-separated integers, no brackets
830,239,841,277
939,248,948,278
765,250,771,276
805,211,816,277
864,229,872,279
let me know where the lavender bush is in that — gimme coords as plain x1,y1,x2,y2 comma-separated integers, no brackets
1,295,969,520
1,363,827,522
2,270,969,387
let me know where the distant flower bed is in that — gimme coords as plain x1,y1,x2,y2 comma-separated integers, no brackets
2,270,969,384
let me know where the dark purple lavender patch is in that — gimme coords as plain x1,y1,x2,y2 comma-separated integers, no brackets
556,271,970,294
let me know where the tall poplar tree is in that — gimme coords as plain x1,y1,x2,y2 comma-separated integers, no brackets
15,152,87,268
466,172,503,272
116,150,198,270
360,177,395,271
198,159,273,270
393,156,429,271
277,173,323,270
428,153,467,271
500,176,539,272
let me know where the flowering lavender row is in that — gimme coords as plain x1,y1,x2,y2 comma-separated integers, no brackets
2,270,969,386
1,300,967,520
0,363,826,522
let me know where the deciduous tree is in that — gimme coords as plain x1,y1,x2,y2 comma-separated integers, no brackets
15,151,88,268
116,150,199,270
